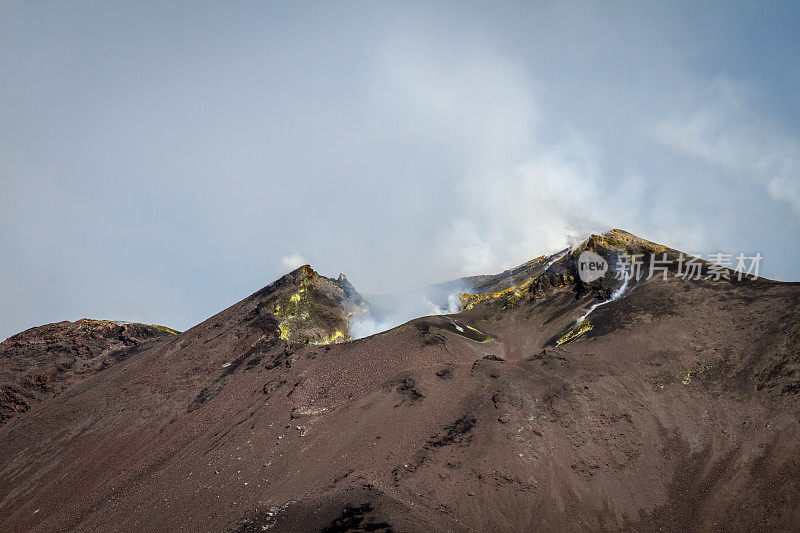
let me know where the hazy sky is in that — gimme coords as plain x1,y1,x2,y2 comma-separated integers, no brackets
1,1,799,339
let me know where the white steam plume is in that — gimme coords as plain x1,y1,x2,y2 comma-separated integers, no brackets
280,254,307,273
576,269,632,325
349,280,470,340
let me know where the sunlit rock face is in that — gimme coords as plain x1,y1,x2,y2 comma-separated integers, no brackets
267,265,369,345
457,229,674,313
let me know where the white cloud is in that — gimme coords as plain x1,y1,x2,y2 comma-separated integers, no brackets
353,43,619,335
654,78,800,214
373,41,610,277
280,254,307,273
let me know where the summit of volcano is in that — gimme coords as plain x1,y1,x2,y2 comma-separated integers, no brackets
1,229,799,532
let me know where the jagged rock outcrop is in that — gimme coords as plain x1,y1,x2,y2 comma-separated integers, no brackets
256,265,369,345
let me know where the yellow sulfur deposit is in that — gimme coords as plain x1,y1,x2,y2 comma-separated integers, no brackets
460,286,517,310
311,330,345,345
679,364,713,385
573,229,668,257
151,324,180,335
274,286,315,343
556,321,593,346
271,274,354,344
459,272,574,311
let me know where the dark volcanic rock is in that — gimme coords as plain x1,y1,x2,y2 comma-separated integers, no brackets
0,319,177,424
256,265,370,345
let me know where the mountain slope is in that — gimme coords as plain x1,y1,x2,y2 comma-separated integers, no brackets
0,319,177,425
1,230,799,532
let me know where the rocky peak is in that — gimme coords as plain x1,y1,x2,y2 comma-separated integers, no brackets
252,265,369,345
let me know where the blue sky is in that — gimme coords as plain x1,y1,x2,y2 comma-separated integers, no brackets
1,1,799,339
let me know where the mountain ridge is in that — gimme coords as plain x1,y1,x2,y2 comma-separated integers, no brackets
0,319,178,425
1,229,799,531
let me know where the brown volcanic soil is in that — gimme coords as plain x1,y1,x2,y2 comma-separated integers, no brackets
1,232,800,532
0,319,177,425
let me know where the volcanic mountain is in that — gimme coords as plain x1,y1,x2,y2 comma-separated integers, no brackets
1,229,799,532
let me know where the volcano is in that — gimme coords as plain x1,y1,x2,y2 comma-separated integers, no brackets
1,229,799,532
